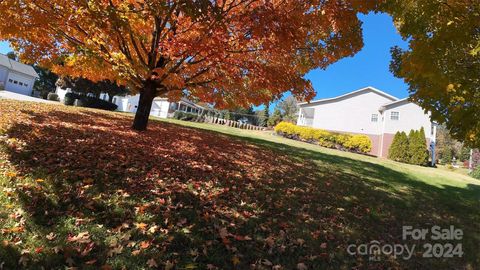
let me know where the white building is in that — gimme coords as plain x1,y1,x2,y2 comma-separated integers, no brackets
111,94,205,119
0,54,38,96
297,86,436,158
56,85,205,119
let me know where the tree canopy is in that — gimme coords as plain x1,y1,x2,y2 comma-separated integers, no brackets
0,0,379,130
385,0,480,147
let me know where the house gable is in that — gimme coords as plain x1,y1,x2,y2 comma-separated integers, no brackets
299,86,398,107
382,100,433,138
299,87,397,135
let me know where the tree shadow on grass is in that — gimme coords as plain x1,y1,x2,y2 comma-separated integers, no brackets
0,105,478,269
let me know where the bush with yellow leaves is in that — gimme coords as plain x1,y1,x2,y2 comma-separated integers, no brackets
274,122,372,154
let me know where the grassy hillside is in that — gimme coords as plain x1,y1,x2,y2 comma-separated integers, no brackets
0,100,478,269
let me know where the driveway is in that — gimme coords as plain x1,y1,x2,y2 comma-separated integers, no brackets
0,91,59,104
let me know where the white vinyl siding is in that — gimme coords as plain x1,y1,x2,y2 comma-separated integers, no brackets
299,89,394,135
383,102,434,141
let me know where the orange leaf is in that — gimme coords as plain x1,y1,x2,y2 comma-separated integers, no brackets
139,241,150,249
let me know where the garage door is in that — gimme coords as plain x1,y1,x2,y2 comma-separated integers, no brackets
5,73,32,96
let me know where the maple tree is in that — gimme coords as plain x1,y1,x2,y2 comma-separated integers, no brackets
0,0,378,130
384,0,480,146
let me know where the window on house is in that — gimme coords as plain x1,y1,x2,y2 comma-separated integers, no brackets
25,84,28,87
113,97,117,104
13,80,18,84
391,111,400,120
19,82,23,86
8,79,12,83
371,114,378,122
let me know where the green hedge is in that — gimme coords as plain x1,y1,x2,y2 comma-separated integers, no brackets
64,92,117,111
173,111,203,122
47,92,59,101
388,128,429,166
274,122,372,153
64,92,79,106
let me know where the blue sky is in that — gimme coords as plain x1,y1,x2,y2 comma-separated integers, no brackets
304,12,409,100
0,13,409,102
0,41,11,55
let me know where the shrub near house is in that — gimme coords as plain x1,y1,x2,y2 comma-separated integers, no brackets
63,92,117,111
274,122,372,154
388,128,429,166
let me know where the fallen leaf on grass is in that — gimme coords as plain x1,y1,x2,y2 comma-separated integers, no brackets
232,256,240,265
85,259,97,265
107,245,123,257
147,258,158,268
165,260,175,270
139,241,150,249
46,232,56,241
234,235,252,241
2,226,24,234
67,232,90,244
297,262,308,270
135,222,148,230
83,178,94,185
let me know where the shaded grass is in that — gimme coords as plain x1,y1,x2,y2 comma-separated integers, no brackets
0,100,478,269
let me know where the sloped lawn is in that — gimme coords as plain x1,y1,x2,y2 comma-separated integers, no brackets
0,100,478,269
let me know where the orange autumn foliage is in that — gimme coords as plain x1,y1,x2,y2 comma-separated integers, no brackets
0,0,379,109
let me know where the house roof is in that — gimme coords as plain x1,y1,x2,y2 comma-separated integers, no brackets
381,98,410,108
298,86,398,107
155,97,206,110
0,54,39,78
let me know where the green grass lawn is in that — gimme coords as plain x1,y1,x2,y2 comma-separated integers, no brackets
159,117,477,189
0,100,478,269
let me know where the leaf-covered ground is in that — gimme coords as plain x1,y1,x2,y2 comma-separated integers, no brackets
0,100,478,269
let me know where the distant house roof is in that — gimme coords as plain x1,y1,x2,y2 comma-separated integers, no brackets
0,54,39,78
155,97,206,110
298,86,398,107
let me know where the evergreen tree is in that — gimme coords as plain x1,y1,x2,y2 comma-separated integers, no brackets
268,108,282,127
6,51,16,60
442,146,454,164
388,131,409,162
408,128,429,166
259,103,270,127
459,147,471,162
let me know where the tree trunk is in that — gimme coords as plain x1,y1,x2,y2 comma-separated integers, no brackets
132,82,156,131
